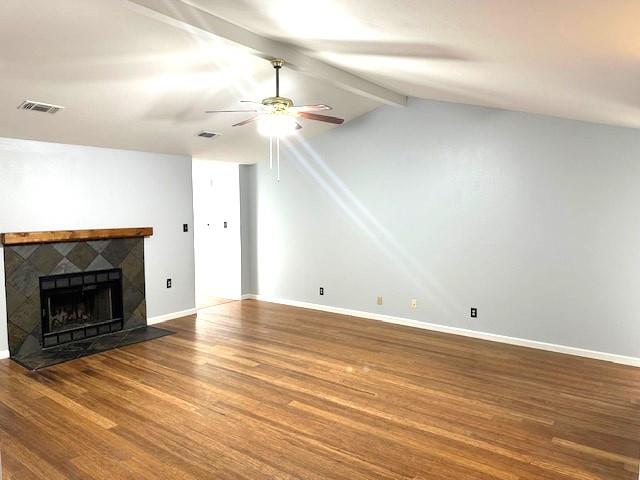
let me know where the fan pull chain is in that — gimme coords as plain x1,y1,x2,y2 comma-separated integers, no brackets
276,136,281,182
269,136,273,169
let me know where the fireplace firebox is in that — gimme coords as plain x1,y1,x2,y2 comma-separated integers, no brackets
39,269,124,348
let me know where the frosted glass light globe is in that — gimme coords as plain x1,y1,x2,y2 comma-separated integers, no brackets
257,114,297,137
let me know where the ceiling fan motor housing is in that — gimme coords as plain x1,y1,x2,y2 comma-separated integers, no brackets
262,96,293,112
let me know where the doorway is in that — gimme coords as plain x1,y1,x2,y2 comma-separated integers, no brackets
192,160,242,308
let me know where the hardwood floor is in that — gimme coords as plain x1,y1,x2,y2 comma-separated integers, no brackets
0,299,638,479
195,295,235,309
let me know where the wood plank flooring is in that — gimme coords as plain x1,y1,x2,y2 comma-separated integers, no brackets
0,299,638,479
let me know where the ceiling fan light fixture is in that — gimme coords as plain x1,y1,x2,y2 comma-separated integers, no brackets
257,114,298,137
204,58,343,183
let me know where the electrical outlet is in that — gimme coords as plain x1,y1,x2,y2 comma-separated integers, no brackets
411,299,417,309
319,287,324,296
471,307,477,318
166,278,172,289
183,224,188,232
377,296,383,306
223,221,228,228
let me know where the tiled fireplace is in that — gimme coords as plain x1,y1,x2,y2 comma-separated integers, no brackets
2,228,172,369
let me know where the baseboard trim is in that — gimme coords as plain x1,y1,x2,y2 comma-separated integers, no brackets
242,294,640,367
147,308,197,325
0,349,9,360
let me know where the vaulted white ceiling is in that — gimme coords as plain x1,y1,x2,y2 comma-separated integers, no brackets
193,0,640,130
1,0,639,163
0,0,380,162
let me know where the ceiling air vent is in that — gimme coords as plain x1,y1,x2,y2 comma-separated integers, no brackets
18,100,64,114
197,130,219,138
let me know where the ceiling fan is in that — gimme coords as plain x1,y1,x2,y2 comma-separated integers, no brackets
205,58,344,138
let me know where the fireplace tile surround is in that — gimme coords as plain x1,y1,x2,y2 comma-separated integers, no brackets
2,228,173,369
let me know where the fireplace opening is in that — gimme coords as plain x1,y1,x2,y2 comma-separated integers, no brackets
40,269,124,348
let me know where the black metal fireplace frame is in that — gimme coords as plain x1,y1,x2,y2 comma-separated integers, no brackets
39,268,124,348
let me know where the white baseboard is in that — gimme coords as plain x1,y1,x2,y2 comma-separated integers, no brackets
242,294,640,367
147,308,197,325
0,350,9,360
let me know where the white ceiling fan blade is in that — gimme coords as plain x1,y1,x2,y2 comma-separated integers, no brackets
289,104,333,112
232,115,261,127
297,112,344,124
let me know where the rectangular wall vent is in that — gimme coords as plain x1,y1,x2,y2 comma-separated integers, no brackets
18,100,64,114
197,130,219,138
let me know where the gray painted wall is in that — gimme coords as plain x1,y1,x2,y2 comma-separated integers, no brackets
0,137,195,352
239,164,257,296
248,97,640,358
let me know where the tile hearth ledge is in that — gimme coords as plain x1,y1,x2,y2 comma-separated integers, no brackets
0,227,153,245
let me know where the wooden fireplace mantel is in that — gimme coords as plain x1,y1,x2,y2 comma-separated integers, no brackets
0,227,153,246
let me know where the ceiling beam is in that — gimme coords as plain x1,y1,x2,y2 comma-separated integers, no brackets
125,0,407,107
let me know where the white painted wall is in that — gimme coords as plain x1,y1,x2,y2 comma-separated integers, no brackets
247,97,640,359
192,160,241,301
0,137,195,352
